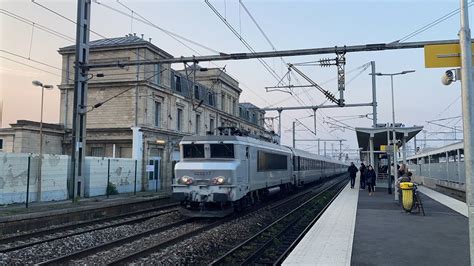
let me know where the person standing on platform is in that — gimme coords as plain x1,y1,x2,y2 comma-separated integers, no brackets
359,163,367,190
366,165,376,196
398,163,407,178
347,162,358,189
390,163,395,183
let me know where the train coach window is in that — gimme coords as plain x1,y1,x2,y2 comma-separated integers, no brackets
210,144,234,158
257,151,288,171
183,144,205,158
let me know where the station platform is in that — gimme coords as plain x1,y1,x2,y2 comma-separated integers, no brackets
0,191,170,219
283,177,469,266
0,191,171,234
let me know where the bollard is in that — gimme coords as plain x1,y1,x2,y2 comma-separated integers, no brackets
155,162,158,193
107,159,110,198
26,155,31,208
134,160,137,195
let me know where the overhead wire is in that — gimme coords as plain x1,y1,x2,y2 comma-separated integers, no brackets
114,0,211,55
0,49,63,71
86,66,170,113
27,0,337,143
237,1,329,121
0,55,61,77
396,0,474,42
93,0,220,54
235,1,332,137
0,9,75,42
205,0,286,85
23,2,270,127
32,0,107,39
424,95,461,137
100,0,271,107
264,62,371,108
32,0,159,67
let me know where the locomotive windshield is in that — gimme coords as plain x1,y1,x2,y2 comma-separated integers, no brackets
210,144,234,158
183,144,205,158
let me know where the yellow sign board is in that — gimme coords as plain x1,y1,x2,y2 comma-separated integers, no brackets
380,145,397,152
424,43,474,68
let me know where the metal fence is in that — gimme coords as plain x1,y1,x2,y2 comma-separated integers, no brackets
0,152,160,206
409,161,465,184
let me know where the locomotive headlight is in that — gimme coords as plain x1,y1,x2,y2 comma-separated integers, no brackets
180,176,193,185
212,176,225,185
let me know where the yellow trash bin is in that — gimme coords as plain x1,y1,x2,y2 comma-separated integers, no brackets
400,182,414,212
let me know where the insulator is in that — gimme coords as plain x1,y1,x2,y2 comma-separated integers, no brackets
323,90,338,104
318,58,334,67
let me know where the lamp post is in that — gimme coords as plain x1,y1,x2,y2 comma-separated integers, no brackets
32,80,54,202
373,70,415,201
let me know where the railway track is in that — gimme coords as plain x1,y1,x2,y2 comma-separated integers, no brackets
0,203,179,253
37,217,198,265
103,219,223,265
118,176,348,264
1,176,348,265
210,177,348,265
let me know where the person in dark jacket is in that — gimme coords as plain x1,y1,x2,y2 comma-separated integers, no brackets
366,165,376,196
347,162,358,189
359,163,367,190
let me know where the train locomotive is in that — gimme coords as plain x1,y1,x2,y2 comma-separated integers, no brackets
172,129,348,217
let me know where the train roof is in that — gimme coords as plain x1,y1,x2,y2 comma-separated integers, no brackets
180,135,292,153
181,136,348,165
287,146,349,165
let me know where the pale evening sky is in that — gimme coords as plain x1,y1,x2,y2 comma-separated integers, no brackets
0,0,470,158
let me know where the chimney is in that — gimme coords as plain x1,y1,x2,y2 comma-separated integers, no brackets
148,38,152,43
141,34,144,39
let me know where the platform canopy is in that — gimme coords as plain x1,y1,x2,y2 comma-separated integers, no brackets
355,125,423,152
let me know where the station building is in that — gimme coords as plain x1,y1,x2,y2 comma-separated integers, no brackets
0,35,268,193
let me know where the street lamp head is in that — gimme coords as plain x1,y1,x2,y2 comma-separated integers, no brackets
32,80,54,89
401,70,416,75
32,80,43,87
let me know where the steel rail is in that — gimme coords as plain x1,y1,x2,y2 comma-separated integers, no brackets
0,203,179,252
267,174,345,212
33,175,346,265
273,180,347,265
106,219,223,265
209,177,348,265
104,177,345,264
37,218,194,265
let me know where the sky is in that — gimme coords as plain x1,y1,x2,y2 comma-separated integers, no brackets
0,0,470,159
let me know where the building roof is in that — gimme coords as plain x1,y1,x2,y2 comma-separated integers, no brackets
59,35,173,58
355,125,423,152
406,141,463,160
239,102,260,109
11,120,64,131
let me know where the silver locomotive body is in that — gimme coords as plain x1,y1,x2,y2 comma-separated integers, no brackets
172,135,347,217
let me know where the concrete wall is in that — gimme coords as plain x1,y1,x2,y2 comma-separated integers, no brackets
0,152,69,204
0,134,14,152
86,157,143,197
0,152,145,205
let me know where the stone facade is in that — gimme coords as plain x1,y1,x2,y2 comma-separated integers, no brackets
0,120,64,154
56,35,267,192
0,35,269,194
